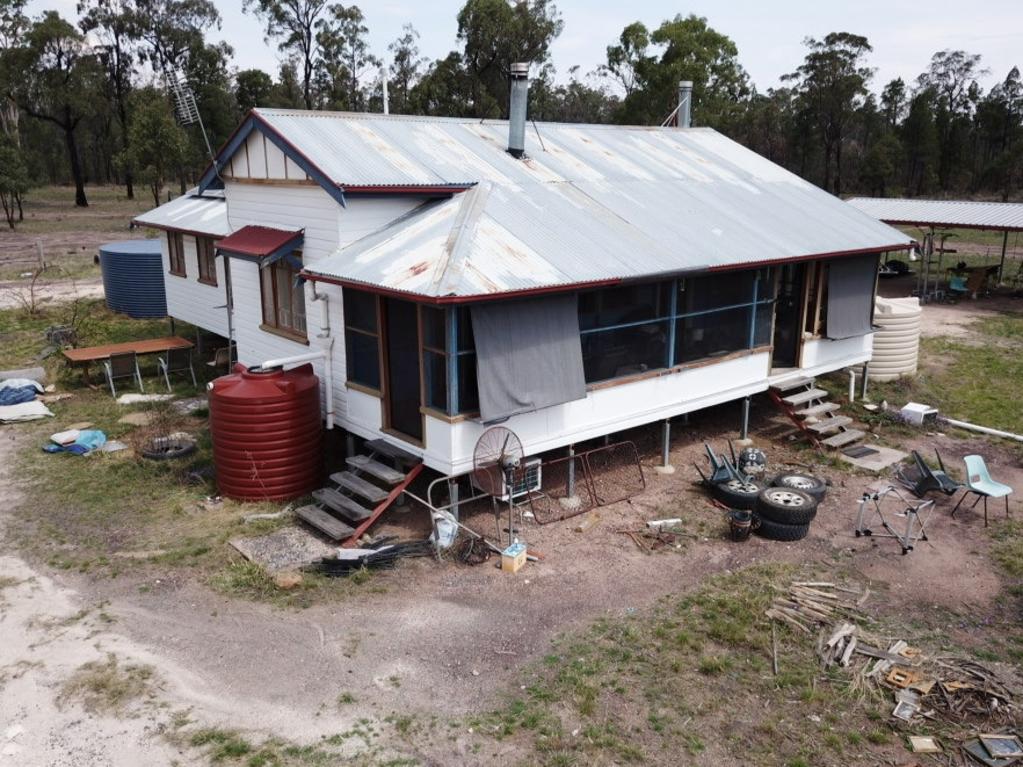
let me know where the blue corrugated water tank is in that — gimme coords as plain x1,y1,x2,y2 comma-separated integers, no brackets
99,239,167,318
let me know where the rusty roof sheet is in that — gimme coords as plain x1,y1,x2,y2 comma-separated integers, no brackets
308,177,911,299
847,197,1023,231
133,191,230,237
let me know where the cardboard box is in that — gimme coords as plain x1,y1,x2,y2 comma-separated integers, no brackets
501,542,527,573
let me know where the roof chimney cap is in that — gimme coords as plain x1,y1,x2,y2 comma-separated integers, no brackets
679,80,693,89
511,62,529,78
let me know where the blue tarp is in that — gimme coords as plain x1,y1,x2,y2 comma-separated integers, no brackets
43,430,107,455
0,386,39,407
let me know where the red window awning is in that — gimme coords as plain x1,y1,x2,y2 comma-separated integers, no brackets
216,225,303,264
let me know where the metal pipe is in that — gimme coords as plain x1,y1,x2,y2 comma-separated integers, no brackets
661,420,671,467
848,369,856,403
567,444,576,497
999,230,1009,283
677,80,693,128
740,396,750,440
507,62,529,158
939,416,1023,443
860,361,869,400
381,65,389,115
255,347,335,430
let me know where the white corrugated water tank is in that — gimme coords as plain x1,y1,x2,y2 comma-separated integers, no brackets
870,297,922,381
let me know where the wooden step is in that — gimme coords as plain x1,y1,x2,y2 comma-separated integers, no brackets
295,504,356,541
781,388,830,407
365,438,420,467
807,416,853,434
821,429,866,448
330,471,389,504
346,455,406,485
795,402,842,418
312,488,374,523
770,376,816,393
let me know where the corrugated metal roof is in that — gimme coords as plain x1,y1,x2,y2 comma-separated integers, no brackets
188,109,912,298
846,197,1023,231
216,225,302,258
134,191,231,237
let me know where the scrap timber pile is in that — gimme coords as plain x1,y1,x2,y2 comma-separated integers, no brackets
768,581,1023,756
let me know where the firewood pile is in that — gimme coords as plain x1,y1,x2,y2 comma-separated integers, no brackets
767,581,1022,728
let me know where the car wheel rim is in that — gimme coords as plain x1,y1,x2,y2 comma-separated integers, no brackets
782,476,815,490
767,490,805,506
726,480,758,494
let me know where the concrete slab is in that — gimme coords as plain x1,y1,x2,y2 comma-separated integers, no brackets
229,526,335,573
839,445,908,473
118,412,155,426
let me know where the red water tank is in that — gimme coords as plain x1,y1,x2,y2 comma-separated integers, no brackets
209,362,322,501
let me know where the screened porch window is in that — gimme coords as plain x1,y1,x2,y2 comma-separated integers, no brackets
343,288,380,390
419,305,478,415
259,254,307,340
577,269,777,383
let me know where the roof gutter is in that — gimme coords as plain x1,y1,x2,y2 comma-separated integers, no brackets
873,218,1023,233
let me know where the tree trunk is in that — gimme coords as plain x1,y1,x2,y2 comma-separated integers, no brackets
822,141,833,194
64,117,88,208
15,191,23,221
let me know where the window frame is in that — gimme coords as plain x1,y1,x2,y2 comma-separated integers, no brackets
258,253,308,343
343,288,383,393
167,232,186,277
802,261,829,337
578,269,777,384
196,236,218,286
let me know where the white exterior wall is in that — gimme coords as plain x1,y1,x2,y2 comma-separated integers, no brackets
794,334,873,379
222,183,420,423
341,351,775,476
161,233,229,337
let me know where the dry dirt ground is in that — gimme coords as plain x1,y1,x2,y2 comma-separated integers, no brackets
2,399,1021,765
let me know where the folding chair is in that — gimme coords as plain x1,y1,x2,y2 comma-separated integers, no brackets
103,352,144,399
207,346,231,371
158,347,197,392
951,455,1013,527
895,449,962,499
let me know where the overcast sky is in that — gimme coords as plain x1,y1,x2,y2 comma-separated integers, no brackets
28,0,1023,94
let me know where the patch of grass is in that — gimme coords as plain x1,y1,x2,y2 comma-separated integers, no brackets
862,312,1023,435
59,654,157,713
991,521,1023,593
189,728,254,761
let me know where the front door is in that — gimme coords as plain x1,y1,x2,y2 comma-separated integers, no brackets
382,297,423,442
772,263,805,369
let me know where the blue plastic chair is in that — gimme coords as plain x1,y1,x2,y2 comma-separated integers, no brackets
951,455,1013,527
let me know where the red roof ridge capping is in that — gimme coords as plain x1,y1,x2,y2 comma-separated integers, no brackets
216,225,303,259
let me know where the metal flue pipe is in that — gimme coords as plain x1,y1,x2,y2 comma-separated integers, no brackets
507,62,529,158
677,80,693,128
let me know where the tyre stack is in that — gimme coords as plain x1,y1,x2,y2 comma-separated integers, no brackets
753,473,827,542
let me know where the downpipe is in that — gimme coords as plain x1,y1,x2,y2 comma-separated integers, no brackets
256,286,336,429
939,416,1023,443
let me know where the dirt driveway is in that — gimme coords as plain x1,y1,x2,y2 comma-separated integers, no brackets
2,404,1020,765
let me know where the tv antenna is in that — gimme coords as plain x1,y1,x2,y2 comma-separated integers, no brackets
164,67,215,165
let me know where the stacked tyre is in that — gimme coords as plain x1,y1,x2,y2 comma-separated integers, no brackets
711,477,767,511
754,473,827,541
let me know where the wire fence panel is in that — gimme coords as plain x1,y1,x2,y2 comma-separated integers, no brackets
526,454,597,525
584,441,646,506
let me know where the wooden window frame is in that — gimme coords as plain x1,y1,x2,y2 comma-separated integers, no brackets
167,232,186,277
343,289,383,392
196,236,218,286
802,261,829,338
259,253,308,343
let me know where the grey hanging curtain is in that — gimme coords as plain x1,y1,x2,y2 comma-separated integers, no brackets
826,253,879,340
470,294,587,423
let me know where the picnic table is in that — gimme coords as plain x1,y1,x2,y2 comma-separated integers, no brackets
63,336,193,384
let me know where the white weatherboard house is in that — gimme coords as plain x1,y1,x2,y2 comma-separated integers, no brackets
135,72,912,478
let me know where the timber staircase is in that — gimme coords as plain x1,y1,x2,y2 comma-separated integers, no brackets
768,376,865,451
296,439,423,547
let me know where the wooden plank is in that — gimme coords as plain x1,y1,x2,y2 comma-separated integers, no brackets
346,455,405,485
295,505,355,541
63,336,193,363
365,438,420,466
795,402,841,418
807,416,853,434
341,463,424,548
781,387,829,406
822,429,865,448
770,376,815,393
312,488,373,522
329,471,389,504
